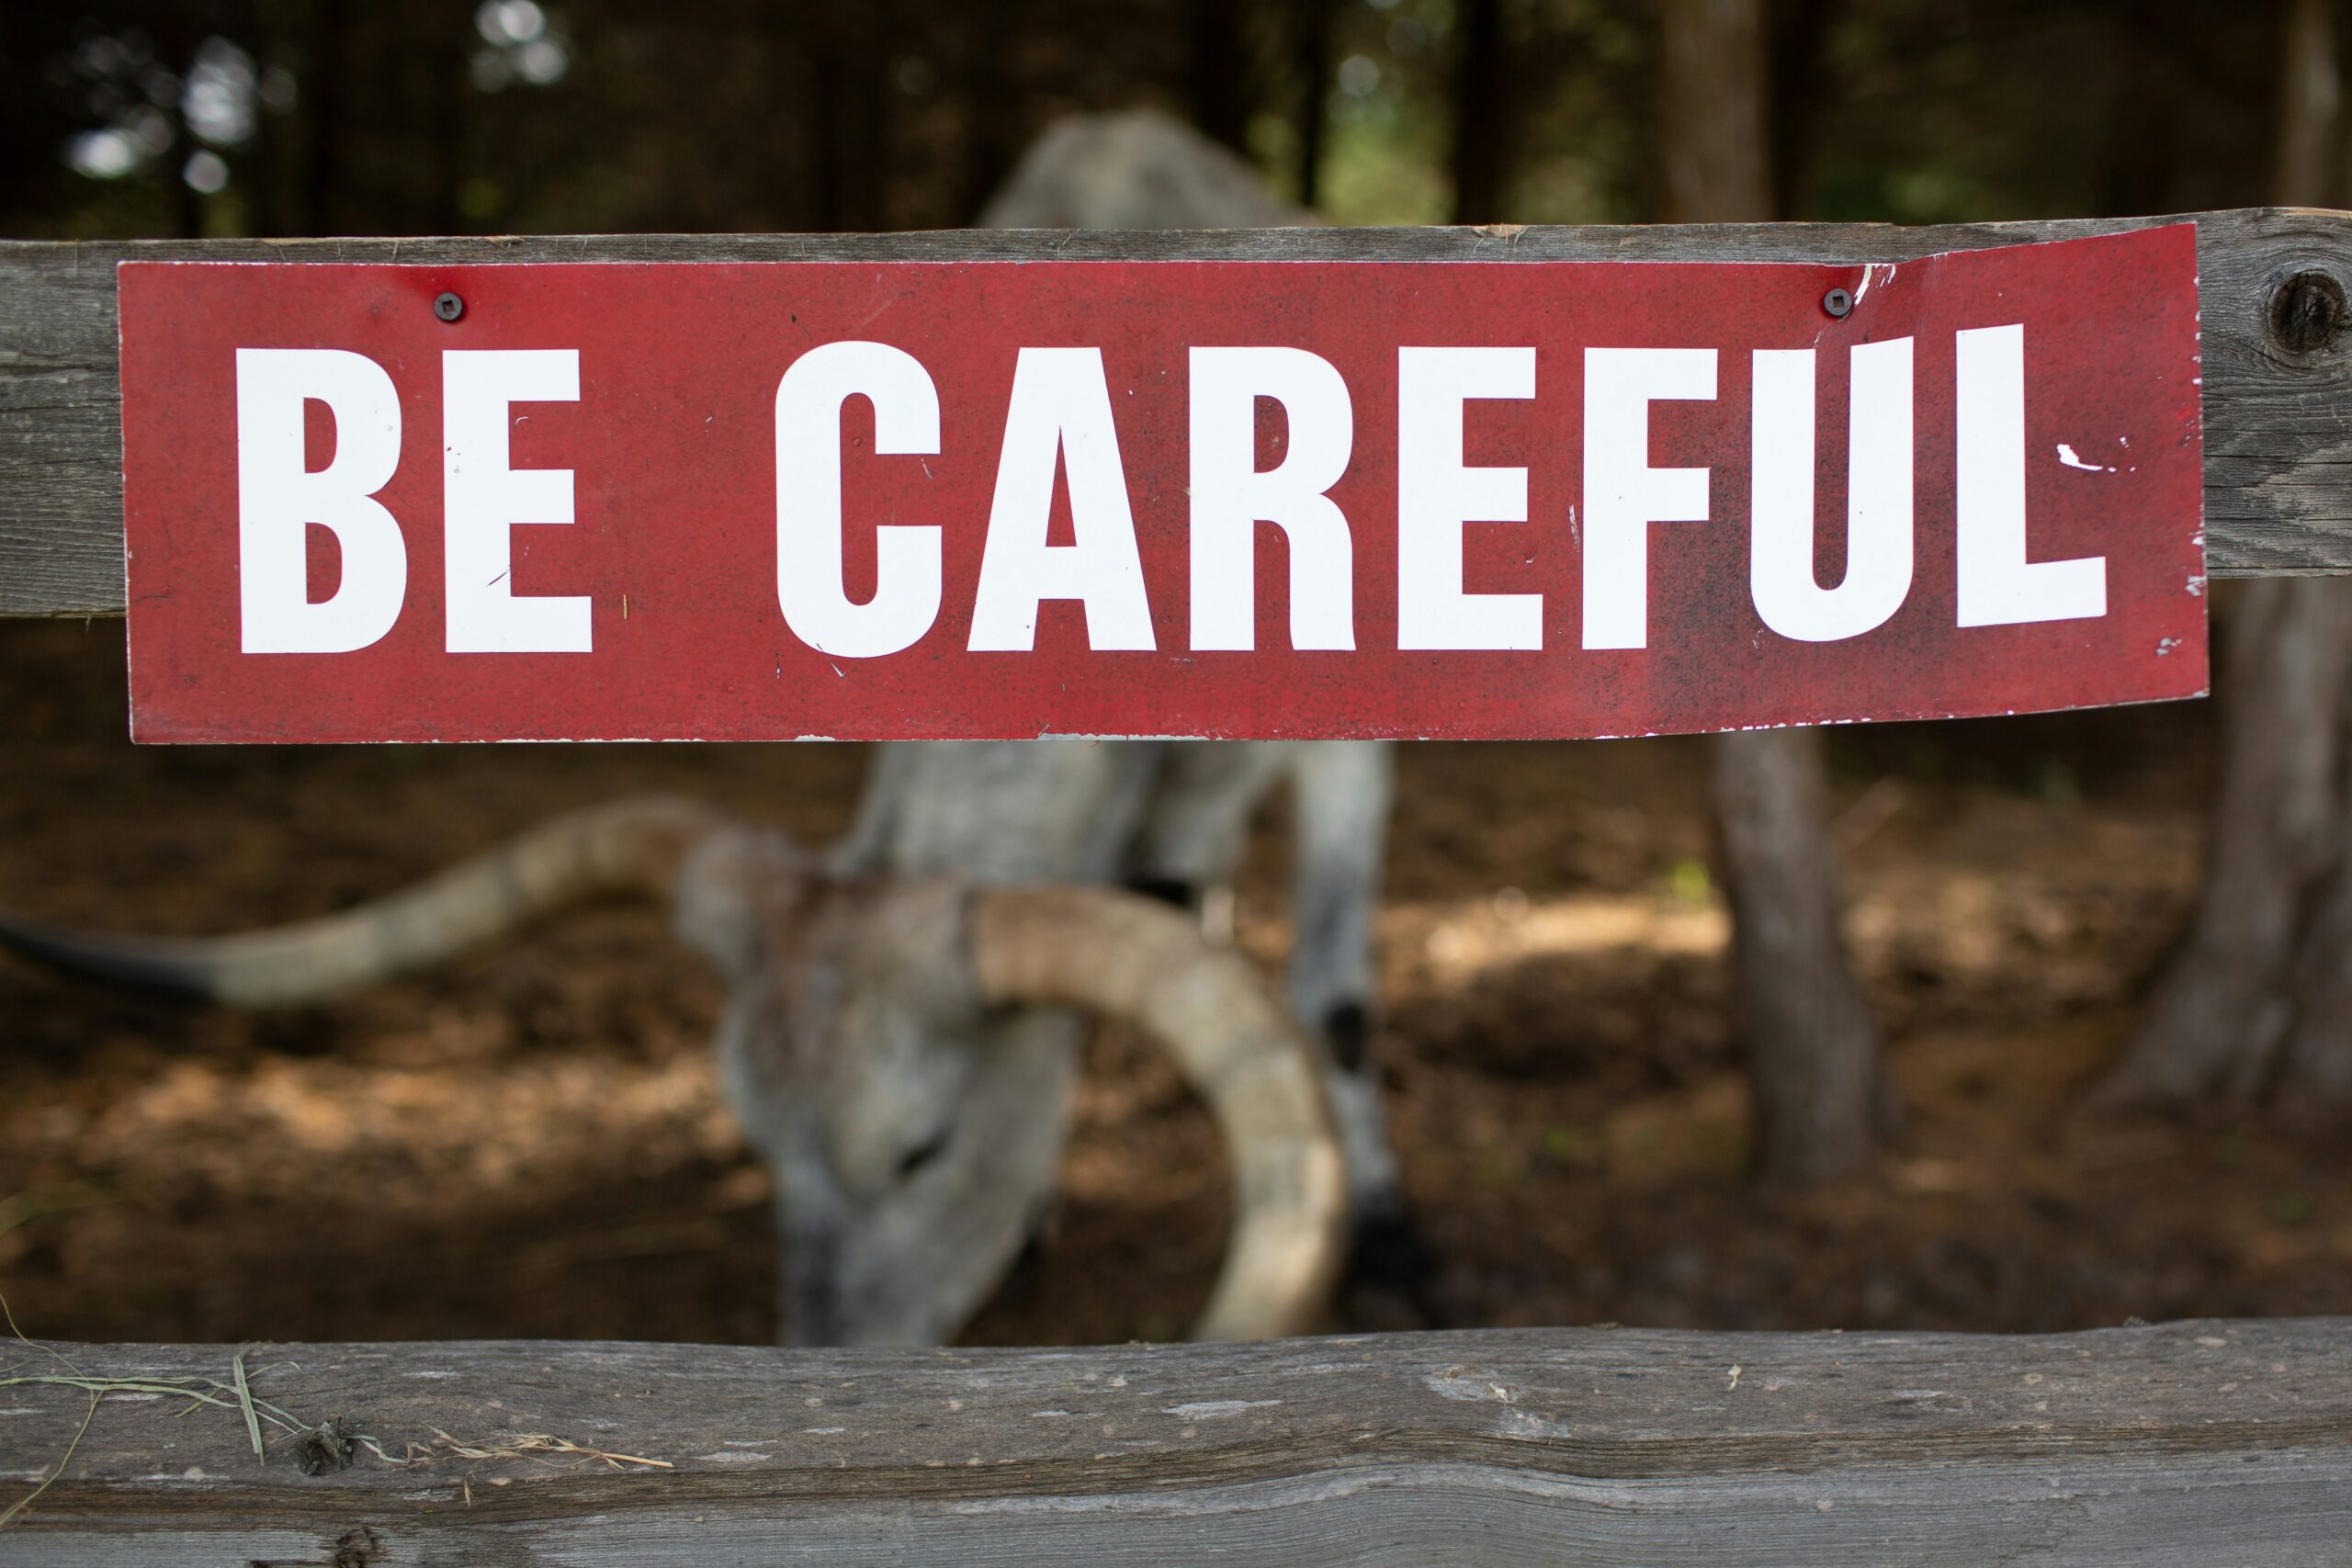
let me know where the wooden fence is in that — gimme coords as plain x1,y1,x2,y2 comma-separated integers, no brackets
4,1321,2350,1564
4,210,2352,1562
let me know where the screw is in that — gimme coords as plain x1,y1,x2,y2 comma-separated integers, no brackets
433,291,465,323
1822,286,1854,320
2269,271,2344,355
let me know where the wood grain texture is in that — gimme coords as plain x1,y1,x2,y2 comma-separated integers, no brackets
1,1321,2348,1564
2,208,2350,614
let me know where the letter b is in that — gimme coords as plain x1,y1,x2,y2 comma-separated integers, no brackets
235,348,408,653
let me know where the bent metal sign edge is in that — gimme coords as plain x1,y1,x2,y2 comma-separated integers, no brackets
116,224,2205,743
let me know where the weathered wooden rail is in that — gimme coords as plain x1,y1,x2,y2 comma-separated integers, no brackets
2,1321,2348,1564
6,208,2352,617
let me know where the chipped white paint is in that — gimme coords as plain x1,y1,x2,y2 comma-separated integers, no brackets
2056,443,2117,473
1498,1407,1577,1440
1423,1368,1521,1405
1160,1399,1283,1420
1421,1370,1578,1438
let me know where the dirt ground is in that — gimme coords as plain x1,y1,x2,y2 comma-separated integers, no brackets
3,616,2347,1348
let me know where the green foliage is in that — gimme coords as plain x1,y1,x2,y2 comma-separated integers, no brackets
0,0,2287,242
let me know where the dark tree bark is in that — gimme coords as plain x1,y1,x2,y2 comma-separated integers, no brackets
2278,760,2352,1110
1713,727,1894,1182
1294,0,1337,208
2094,0,2352,1120
1658,0,1891,1184
1765,0,1836,220
2095,10,2183,220
957,9,1023,224
2095,580,2352,1110
167,98,207,241
1448,0,1510,223
243,6,299,241
297,0,347,237
2272,0,2339,206
152,18,211,240
1190,0,1251,152
424,0,469,236
1658,0,1773,224
805,4,890,231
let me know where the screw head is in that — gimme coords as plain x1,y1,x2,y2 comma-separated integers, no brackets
433,291,465,322
1822,286,1854,319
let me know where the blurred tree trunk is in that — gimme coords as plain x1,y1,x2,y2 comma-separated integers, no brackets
151,16,210,239
957,13,1023,224
1765,0,1836,220
1190,0,1251,151
245,4,299,240
1295,0,1336,208
2095,0,2352,1118
1659,0,1771,225
1712,718,1891,1182
424,0,469,235
1657,0,1892,1185
806,5,890,231
1449,0,1510,223
167,86,206,240
2095,16,2183,218
298,0,347,236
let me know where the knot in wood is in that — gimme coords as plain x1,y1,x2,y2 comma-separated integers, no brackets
295,1417,355,1476
2269,270,2345,355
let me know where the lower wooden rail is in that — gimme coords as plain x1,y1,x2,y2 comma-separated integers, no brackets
1,1320,2347,1564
